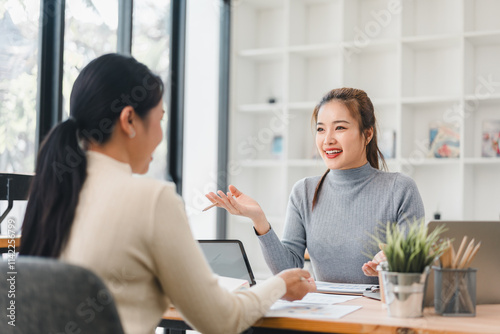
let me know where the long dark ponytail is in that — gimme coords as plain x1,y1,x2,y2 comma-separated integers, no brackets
20,54,163,257
311,88,387,209
20,119,86,257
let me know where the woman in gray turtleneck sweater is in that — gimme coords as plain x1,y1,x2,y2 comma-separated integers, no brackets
207,88,425,284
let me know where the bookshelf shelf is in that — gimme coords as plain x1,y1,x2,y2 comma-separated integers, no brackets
288,101,317,111
239,48,285,60
400,159,461,167
288,44,340,57
238,103,283,113
238,160,284,168
464,157,500,165
401,34,462,49
464,93,500,102
229,0,500,276
343,39,399,53
463,30,500,41
401,96,461,106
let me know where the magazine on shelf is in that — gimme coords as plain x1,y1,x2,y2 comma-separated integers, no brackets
482,120,500,157
427,121,460,158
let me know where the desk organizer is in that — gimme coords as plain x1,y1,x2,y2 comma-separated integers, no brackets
433,266,477,317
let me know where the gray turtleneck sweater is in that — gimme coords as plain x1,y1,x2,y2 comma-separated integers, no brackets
257,163,425,284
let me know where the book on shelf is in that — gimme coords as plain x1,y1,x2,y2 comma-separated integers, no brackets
427,122,460,158
271,135,283,159
482,120,500,158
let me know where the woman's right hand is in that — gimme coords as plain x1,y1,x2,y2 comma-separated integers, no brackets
205,185,270,234
277,268,316,301
362,250,386,276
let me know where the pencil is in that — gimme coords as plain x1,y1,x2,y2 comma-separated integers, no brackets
458,238,475,269
453,236,468,269
202,203,217,212
464,242,481,268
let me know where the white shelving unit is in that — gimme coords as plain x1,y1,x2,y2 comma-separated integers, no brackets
228,0,500,278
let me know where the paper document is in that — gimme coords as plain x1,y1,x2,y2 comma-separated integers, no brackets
217,276,249,292
266,300,361,320
298,293,360,305
315,281,375,295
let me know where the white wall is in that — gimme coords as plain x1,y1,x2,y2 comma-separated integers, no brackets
183,0,221,238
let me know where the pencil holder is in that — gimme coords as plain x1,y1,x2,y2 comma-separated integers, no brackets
433,266,477,317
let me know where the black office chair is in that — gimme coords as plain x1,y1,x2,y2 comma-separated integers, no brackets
0,256,124,334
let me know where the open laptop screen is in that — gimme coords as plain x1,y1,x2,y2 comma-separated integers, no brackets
198,240,256,286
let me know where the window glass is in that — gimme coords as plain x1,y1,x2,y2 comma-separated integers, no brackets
0,0,40,173
63,0,118,119
132,0,171,180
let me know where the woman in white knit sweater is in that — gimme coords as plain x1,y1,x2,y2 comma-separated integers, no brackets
20,53,315,334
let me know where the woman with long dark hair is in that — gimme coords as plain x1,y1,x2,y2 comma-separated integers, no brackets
207,87,425,284
20,53,315,334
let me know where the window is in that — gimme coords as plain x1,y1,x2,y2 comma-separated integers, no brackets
0,0,40,173
132,0,171,180
0,0,178,181
63,0,118,118
0,1,184,236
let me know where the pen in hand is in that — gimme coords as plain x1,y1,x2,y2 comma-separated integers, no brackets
203,190,233,211
202,203,217,212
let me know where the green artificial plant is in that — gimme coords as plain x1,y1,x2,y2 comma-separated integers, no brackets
373,218,448,273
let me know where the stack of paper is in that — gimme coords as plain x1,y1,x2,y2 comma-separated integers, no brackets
266,293,362,320
217,276,250,292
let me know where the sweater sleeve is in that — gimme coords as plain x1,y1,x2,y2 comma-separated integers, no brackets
150,185,286,334
393,173,425,230
257,180,307,274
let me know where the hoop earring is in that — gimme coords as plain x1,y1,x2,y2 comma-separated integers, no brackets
129,130,136,139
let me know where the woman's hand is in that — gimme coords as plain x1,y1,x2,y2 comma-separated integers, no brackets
362,250,386,276
205,185,270,234
277,268,316,301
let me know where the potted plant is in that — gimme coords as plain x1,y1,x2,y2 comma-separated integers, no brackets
372,218,447,318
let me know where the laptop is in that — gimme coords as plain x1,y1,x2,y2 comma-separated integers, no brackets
425,220,500,305
198,240,256,286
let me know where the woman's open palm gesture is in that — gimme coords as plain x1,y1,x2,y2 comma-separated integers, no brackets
205,185,266,223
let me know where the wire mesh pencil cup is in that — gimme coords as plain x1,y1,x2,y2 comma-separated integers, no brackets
433,266,477,317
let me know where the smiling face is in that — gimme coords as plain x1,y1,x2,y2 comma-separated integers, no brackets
315,100,372,170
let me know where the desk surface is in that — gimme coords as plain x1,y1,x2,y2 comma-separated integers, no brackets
163,297,500,334
0,236,20,248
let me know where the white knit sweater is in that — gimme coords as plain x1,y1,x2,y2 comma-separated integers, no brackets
60,151,285,334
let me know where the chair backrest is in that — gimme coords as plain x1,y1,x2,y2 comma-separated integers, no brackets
0,173,33,225
0,256,124,334
0,173,33,201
